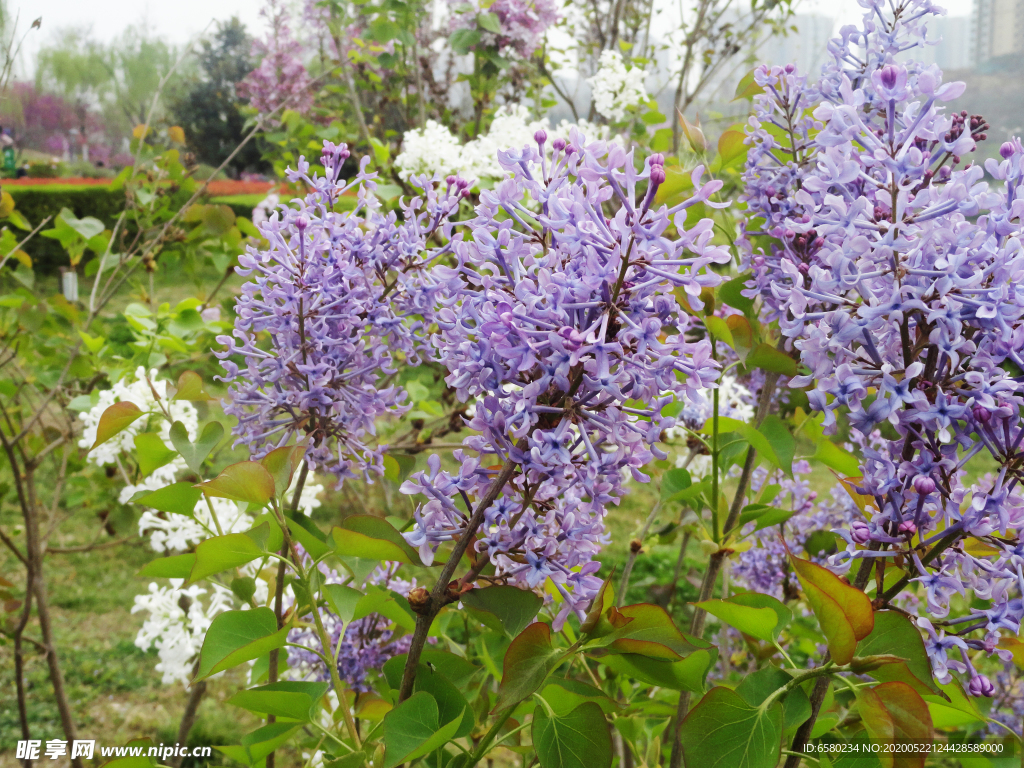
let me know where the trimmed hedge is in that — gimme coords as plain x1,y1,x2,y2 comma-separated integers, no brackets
8,185,126,273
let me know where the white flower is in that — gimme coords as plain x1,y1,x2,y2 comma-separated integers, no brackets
135,467,324,553
395,106,623,182
394,120,467,181
132,580,235,685
252,193,281,227
78,367,199,467
588,50,647,122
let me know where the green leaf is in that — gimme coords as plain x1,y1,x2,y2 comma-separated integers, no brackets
331,515,422,565
813,440,861,476
324,584,364,625
680,686,783,768
413,663,473,738
856,611,938,695
197,461,275,506
477,11,501,32
696,592,791,643
717,129,748,167
133,482,202,517
173,370,212,401
599,604,699,660
661,467,696,501
196,607,289,679
133,433,177,477
746,343,798,377
597,647,716,692
790,553,874,665
170,420,224,474
533,701,612,768
187,531,265,584
383,649,480,691
288,515,330,559
382,691,464,768
495,622,563,713
232,577,257,603
450,28,481,54
855,682,933,765
541,678,620,716
737,504,797,532
221,722,302,765
91,401,144,449
261,444,305,501
227,681,329,721
759,415,795,474
137,553,195,578
734,68,765,100
462,585,543,638
713,417,783,472
352,584,417,631
704,316,735,348
719,274,755,316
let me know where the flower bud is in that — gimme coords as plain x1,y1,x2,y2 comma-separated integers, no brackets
968,674,995,697
851,520,871,544
1001,142,1015,159
898,520,917,535
552,138,566,151
534,129,547,145
446,175,457,186
973,404,991,423
649,153,665,167
649,165,666,186
913,475,936,494
408,587,431,615
678,111,707,154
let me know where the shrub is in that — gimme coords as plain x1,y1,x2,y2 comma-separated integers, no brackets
8,185,125,272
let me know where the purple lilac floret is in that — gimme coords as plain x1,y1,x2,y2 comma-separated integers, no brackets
448,0,558,57
742,0,1024,694
216,141,463,484
400,130,731,629
239,0,314,116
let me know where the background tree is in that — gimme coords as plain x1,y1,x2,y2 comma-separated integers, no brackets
170,18,265,176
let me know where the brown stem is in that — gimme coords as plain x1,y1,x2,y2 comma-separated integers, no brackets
170,662,207,768
21,466,82,768
13,542,34,768
398,456,519,701
616,501,662,607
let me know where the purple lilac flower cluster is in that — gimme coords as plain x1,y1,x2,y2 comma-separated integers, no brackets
742,0,1024,694
287,564,416,692
449,0,559,58
239,0,314,117
400,129,730,628
217,142,462,483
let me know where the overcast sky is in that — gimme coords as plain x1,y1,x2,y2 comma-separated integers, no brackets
14,0,265,76
16,0,976,79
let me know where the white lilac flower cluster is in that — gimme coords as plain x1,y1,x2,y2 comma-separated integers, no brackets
394,104,615,182
587,50,648,123
132,580,234,685
81,368,324,685
78,366,199,469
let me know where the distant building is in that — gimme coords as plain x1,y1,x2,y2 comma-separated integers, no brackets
916,15,973,71
973,0,1024,66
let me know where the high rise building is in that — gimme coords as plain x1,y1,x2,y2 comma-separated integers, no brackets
973,0,1024,66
